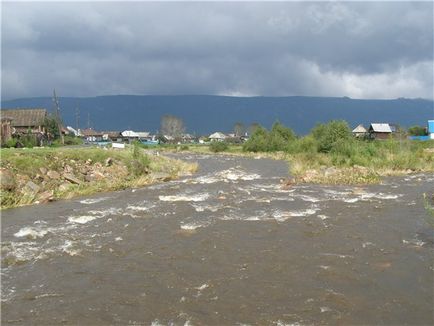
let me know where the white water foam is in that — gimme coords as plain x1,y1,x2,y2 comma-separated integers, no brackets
79,197,110,204
159,193,210,202
180,222,208,231
68,215,98,224
14,227,48,239
216,168,261,182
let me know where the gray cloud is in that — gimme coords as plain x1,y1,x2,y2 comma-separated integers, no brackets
1,2,433,100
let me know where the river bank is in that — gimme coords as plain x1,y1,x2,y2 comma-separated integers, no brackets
156,142,434,185
0,146,197,209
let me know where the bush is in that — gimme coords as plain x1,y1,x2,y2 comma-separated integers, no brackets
408,125,427,136
312,120,352,153
63,135,84,145
20,134,37,148
129,144,151,176
2,138,18,148
243,126,268,152
210,141,229,152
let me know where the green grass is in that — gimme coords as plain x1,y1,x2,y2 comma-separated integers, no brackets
0,146,197,209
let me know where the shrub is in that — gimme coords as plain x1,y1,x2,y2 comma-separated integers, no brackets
129,144,150,176
243,126,269,152
2,138,18,148
210,141,229,153
312,120,352,153
408,125,427,136
63,135,84,145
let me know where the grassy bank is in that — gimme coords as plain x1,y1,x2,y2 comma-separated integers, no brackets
240,121,434,184
0,146,197,209
157,137,434,185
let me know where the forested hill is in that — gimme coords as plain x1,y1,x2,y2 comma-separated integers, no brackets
1,95,433,135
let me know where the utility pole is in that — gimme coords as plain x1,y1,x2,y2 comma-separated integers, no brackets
75,103,80,133
52,89,64,145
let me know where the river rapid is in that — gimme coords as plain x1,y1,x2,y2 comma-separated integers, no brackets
1,154,433,325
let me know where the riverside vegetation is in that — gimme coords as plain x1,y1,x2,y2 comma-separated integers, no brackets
0,145,197,209
162,120,434,185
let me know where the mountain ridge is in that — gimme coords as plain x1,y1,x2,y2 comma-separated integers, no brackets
2,95,433,135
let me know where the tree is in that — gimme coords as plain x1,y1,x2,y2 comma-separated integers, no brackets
44,114,60,140
233,122,245,137
268,121,296,151
408,125,427,136
160,115,185,141
249,122,260,136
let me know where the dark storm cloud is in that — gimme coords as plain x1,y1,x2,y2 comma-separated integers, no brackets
1,2,433,100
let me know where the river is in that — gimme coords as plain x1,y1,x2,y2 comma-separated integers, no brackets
1,154,433,325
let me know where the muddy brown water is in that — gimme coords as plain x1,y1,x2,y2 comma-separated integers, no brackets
1,154,433,325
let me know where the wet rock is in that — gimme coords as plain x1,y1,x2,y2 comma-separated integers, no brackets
23,181,40,194
37,190,54,203
281,177,295,189
47,170,61,179
63,174,82,185
105,157,113,167
0,169,16,190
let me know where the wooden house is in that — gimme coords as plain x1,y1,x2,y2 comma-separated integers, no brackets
352,124,367,138
1,108,47,135
369,123,392,140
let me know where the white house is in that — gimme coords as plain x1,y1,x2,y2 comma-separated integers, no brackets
209,132,227,142
352,124,367,137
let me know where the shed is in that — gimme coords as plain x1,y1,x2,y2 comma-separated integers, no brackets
352,124,367,137
369,123,392,140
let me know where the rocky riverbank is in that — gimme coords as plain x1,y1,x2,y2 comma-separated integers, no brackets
0,147,197,209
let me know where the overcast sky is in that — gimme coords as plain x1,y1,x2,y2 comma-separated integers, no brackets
1,1,433,100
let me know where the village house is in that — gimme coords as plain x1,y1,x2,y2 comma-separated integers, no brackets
1,108,48,145
102,131,122,142
209,131,227,142
1,108,47,135
352,124,367,138
368,123,392,140
81,128,104,142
